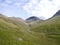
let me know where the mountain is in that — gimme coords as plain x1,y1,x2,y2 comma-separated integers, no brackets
0,14,48,45
26,16,44,29
31,15,60,45
0,14,35,45
0,14,7,17
26,16,40,22
53,10,60,17
0,13,60,45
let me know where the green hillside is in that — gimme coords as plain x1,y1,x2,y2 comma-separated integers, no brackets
0,14,47,45
31,15,60,45
0,14,60,45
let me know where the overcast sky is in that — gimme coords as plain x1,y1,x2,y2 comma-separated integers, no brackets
0,0,60,20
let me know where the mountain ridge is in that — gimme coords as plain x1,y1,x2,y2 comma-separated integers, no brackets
0,10,60,45
26,16,40,22
53,10,60,17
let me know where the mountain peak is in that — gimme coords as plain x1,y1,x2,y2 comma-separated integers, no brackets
53,10,60,17
0,14,8,19
26,16,40,22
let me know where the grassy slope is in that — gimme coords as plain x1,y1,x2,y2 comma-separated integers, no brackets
27,20,44,29
31,15,60,45
0,14,47,45
0,14,60,45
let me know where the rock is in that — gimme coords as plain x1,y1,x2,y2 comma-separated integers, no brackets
18,38,23,41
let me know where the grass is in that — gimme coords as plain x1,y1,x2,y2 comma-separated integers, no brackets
0,14,60,45
0,15,47,45
31,15,60,45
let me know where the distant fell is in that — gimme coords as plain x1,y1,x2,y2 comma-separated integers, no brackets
26,16,40,22
53,10,60,17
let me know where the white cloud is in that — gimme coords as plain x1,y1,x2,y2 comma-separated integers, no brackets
5,0,13,4
23,0,60,19
14,2,21,6
0,3,8,7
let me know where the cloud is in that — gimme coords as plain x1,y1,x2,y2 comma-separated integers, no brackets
14,2,21,6
23,0,60,19
53,0,60,9
5,0,13,4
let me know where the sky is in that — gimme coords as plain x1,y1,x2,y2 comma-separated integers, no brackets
0,0,60,20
